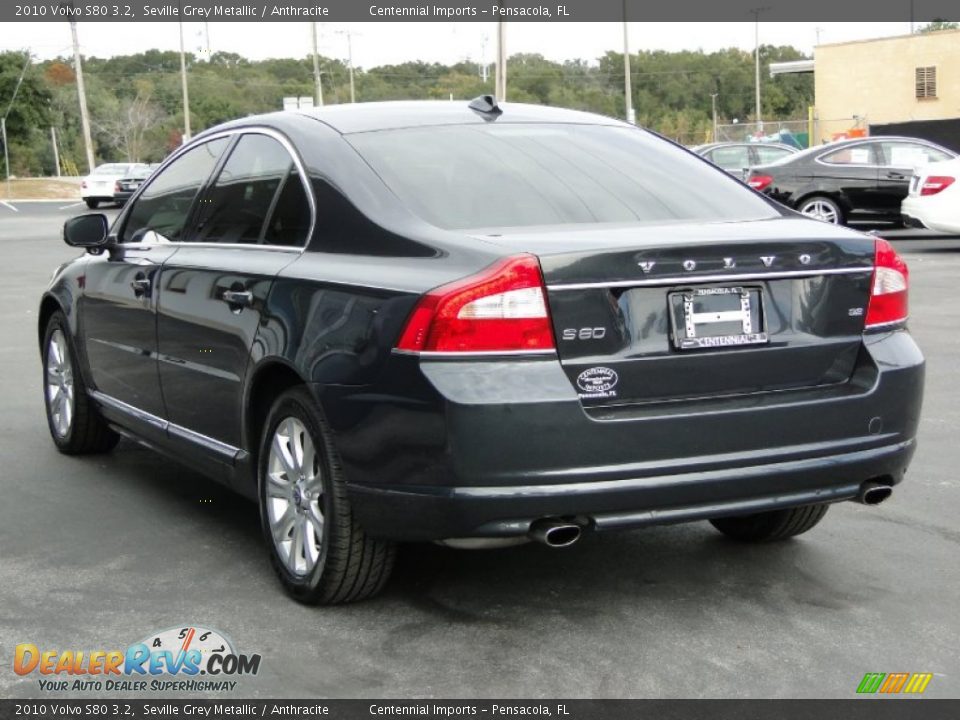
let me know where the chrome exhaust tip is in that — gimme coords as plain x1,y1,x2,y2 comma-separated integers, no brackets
857,481,893,506
529,519,582,548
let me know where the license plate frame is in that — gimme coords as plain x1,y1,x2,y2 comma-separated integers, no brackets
669,286,768,350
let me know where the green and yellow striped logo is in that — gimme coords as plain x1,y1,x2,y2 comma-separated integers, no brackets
857,672,933,694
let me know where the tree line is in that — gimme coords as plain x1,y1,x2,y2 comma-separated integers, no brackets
1,44,819,176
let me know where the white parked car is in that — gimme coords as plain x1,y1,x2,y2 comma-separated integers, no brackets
80,163,146,209
901,157,960,234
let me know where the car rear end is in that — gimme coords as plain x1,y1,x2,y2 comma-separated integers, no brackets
901,159,960,233
339,117,924,544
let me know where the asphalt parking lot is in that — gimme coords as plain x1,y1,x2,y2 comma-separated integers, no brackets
1,200,958,699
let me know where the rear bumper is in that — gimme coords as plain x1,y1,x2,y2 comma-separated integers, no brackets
332,330,924,542
350,441,912,540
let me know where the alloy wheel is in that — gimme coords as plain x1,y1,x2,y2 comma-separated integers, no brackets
265,417,324,576
800,199,840,224
46,329,75,438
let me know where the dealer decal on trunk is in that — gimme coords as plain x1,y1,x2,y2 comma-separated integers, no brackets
576,367,619,399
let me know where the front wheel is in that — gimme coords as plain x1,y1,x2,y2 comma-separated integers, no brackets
258,387,395,604
798,196,844,225
42,311,119,454
710,504,829,542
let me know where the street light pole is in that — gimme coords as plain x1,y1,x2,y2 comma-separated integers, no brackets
311,22,324,106
495,20,507,102
178,16,191,141
749,7,769,132
622,2,635,125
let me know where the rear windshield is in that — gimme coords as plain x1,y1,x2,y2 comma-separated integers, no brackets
347,124,780,231
94,164,131,175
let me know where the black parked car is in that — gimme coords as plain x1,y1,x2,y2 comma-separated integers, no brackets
746,136,955,226
113,164,158,205
692,142,798,178
40,99,924,604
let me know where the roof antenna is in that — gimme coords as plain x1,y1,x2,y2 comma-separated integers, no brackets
468,95,502,120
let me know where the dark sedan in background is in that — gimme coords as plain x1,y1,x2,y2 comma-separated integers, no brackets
692,142,798,178
746,136,955,226
40,99,923,604
113,164,158,206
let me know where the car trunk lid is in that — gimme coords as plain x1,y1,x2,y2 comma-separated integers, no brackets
471,218,876,406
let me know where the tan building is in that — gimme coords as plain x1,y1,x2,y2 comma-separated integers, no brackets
814,29,960,146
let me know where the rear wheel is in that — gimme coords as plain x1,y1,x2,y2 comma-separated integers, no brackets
42,311,119,454
709,504,829,542
84,198,99,209
798,196,843,225
258,387,395,604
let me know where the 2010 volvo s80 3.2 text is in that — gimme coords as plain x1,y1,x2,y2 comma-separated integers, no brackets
39,98,924,604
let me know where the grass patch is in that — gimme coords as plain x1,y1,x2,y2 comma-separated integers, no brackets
2,177,82,200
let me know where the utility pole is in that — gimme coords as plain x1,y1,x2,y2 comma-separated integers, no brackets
495,20,507,102
345,32,356,103
622,2,634,124
710,93,719,141
311,22,324,106
69,20,95,173
749,7,769,133
178,14,192,141
51,127,61,177
1,119,9,198
479,34,488,82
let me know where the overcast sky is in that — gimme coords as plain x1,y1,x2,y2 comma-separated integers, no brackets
2,22,917,66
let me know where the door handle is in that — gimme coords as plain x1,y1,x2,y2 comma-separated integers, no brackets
886,172,907,180
130,275,151,297
221,290,253,308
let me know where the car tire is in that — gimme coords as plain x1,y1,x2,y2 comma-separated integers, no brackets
709,504,829,542
797,195,844,225
42,311,119,455
85,199,99,209
258,386,395,604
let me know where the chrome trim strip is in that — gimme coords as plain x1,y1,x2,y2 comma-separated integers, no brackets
91,391,166,431
863,318,908,332
546,267,873,291
168,422,239,459
90,390,240,459
392,349,556,359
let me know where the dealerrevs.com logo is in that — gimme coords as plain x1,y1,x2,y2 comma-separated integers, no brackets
14,626,261,693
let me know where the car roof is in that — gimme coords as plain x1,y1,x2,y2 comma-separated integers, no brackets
290,100,629,134
696,142,797,151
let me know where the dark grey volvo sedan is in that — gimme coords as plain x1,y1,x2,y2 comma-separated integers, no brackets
39,98,924,603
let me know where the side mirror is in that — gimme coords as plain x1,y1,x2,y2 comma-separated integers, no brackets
63,214,109,249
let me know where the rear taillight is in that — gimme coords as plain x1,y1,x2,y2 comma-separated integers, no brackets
396,254,556,353
748,175,773,191
81,180,87,189
865,238,908,329
114,182,121,192
920,175,955,196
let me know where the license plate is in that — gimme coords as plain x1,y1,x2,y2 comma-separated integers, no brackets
669,286,768,350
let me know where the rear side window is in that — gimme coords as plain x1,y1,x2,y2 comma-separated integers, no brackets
708,145,750,171
879,141,953,167
191,133,310,247
121,139,228,244
819,145,876,166
348,124,779,231
755,146,794,164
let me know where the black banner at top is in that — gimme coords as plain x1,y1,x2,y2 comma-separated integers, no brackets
2,0,959,22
